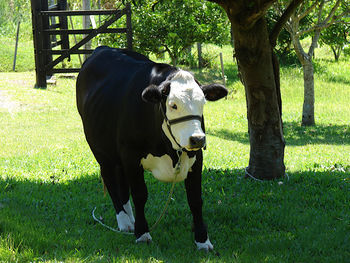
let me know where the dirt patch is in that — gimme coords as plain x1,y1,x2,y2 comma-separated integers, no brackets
0,90,21,113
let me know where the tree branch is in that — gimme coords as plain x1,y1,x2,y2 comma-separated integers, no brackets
296,23,329,37
323,0,342,25
308,29,321,57
296,0,350,38
298,0,318,21
291,34,308,64
317,0,326,22
269,0,303,48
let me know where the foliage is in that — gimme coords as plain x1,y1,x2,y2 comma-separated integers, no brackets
319,23,350,61
266,7,292,55
267,3,310,61
99,0,231,65
0,44,350,262
0,36,34,72
0,0,31,36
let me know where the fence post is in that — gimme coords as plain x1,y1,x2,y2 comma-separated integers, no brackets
83,0,91,61
13,21,21,72
126,2,132,50
58,0,70,54
41,0,53,77
219,52,226,87
31,0,47,88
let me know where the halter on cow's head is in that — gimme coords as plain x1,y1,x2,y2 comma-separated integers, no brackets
142,70,227,152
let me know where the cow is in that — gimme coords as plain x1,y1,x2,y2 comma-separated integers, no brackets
76,46,227,250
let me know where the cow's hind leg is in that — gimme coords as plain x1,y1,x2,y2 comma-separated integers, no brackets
121,156,151,243
115,164,135,230
100,164,134,232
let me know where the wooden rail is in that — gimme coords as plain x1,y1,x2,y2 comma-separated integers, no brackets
30,0,132,88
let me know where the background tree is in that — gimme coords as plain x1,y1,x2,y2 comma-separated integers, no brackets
275,0,350,126
100,0,231,65
204,0,304,180
0,0,30,35
319,22,350,61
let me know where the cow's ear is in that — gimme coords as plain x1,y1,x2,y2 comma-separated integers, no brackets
142,84,162,103
201,84,228,101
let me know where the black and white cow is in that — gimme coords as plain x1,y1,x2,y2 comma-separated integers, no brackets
76,46,227,250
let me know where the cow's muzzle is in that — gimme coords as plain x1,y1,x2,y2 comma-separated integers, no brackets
160,103,204,152
189,135,206,150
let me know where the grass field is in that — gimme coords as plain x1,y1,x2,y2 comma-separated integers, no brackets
0,37,349,262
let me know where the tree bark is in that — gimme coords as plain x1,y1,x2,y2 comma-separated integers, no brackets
197,43,203,69
290,30,318,126
230,17,285,180
206,0,299,180
301,60,315,126
331,46,341,61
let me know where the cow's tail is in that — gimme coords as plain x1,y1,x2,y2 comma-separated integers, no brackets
100,176,107,196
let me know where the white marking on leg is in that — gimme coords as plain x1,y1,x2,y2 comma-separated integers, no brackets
136,232,152,243
116,211,134,232
195,238,213,251
123,200,135,224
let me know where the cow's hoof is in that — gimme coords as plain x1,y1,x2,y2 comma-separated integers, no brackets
195,238,213,251
136,232,152,243
116,211,134,232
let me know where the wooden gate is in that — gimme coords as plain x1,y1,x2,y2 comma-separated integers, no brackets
30,0,132,88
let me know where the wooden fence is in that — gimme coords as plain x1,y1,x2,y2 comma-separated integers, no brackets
30,0,132,88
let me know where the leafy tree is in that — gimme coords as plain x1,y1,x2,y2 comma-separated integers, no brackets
100,0,231,65
275,0,350,126
0,0,30,34
320,22,350,61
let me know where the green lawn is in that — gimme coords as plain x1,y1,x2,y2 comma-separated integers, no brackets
0,44,349,262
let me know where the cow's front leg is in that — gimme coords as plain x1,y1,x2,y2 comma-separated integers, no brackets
123,158,151,243
185,151,213,251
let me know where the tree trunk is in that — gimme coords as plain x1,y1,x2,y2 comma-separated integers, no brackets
331,46,341,61
197,43,203,69
301,59,315,126
291,32,317,126
230,18,285,180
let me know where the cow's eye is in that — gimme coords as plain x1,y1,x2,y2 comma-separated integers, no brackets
171,104,178,110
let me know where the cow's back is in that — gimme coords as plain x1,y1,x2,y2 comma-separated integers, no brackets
76,47,152,116
76,47,155,162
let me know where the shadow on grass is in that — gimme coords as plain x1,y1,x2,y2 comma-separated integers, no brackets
207,121,350,146
0,167,349,262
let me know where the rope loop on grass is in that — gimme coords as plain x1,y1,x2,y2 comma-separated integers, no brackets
244,167,290,182
92,207,134,235
244,167,264,182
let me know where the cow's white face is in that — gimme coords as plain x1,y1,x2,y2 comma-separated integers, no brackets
142,68,228,151
162,71,206,151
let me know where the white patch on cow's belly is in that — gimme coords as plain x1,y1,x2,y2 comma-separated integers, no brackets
140,152,196,183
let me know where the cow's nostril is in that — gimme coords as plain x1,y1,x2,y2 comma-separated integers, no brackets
189,135,206,148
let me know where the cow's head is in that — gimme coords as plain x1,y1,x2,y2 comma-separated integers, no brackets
142,70,227,151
